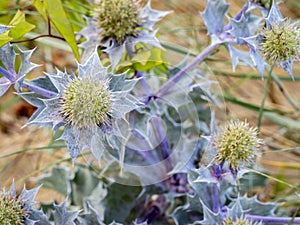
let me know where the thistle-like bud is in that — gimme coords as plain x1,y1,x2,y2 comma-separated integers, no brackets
222,217,255,225
61,76,112,129
0,192,26,225
260,19,300,65
214,120,262,170
94,0,142,43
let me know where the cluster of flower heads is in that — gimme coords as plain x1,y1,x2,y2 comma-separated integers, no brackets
213,120,262,171
24,51,140,162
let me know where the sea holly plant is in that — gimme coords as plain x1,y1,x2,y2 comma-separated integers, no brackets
0,0,299,224
22,51,140,163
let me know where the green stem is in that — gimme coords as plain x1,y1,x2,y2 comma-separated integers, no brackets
270,72,300,112
257,65,274,130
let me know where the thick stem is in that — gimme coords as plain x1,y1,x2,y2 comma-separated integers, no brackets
155,43,220,98
211,183,221,214
22,82,58,98
0,66,16,82
151,116,173,171
245,214,300,224
137,71,152,96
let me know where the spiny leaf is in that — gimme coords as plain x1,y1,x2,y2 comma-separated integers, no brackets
201,0,229,36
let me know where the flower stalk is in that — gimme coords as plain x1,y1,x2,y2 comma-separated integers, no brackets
0,66,16,82
245,214,300,224
22,81,58,98
155,43,220,98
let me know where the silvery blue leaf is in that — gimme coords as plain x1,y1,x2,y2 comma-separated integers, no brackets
109,72,140,92
140,1,172,31
250,48,266,77
47,70,73,94
26,98,62,127
78,50,108,80
226,197,245,219
53,201,80,225
30,209,51,225
0,77,11,97
201,0,229,36
199,200,223,225
278,59,295,80
227,45,254,70
78,17,103,63
104,40,126,70
37,166,73,196
0,44,16,76
15,47,39,92
230,195,278,216
60,126,89,161
266,0,284,28
91,133,106,161
0,24,10,35
19,186,41,211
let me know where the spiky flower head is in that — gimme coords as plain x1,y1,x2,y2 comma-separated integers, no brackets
61,76,112,129
222,217,255,225
79,1,172,68
24,51,140,162
260,19,300,65
0,181,40,225
214,120,262,170
0,192,26,225
94,0,142,44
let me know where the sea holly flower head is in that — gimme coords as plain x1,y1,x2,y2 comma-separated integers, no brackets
94,0,142,44
222,217,256,225
25,51,140,162
213,120,262,171
79,0,172,68
61,74,112,129
0,181,40,225
245,1,300,78
260,19,300,73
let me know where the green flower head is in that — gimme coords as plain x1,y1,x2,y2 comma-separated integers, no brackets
0,181,40,225
260,19,300,65
214,120,262,170
94,0,142,44
222,217,255,225
61,75,112,129
0,192,26,225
